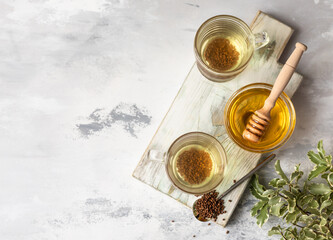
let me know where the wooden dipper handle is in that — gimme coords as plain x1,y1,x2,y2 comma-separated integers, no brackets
243,42,307,143
262,42,307,113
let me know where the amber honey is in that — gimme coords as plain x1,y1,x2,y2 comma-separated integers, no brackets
225,84,296,152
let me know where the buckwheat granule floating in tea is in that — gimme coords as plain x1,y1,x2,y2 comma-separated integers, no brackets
176,148,212,185
203,38,239,71
196,190,225,221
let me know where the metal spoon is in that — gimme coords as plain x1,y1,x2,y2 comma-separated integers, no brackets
192,153,276,222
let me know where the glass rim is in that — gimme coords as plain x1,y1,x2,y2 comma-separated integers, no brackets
194,15,254,77
165,131,227,195
223,83,296,153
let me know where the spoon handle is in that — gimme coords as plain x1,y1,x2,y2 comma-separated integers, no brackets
218,153,276,200
262,43,307,113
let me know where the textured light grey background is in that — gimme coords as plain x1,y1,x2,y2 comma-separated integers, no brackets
0,0,332,240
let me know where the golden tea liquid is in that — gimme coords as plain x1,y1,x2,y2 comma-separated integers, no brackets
201,33,253,72
171,145,216,188
227,88,292,151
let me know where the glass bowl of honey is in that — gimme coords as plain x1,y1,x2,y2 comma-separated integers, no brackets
224,83,296,153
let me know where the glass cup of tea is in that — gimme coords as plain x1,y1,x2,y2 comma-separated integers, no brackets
148,132,227,195
194,15,269,82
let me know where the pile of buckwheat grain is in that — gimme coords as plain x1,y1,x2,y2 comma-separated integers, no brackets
196,190,225,220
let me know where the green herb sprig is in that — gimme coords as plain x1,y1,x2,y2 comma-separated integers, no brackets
251,141,333,240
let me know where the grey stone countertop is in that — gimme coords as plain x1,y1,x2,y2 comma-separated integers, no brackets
0,0,332,239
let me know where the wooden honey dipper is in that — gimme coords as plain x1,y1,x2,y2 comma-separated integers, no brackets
243,42,307,143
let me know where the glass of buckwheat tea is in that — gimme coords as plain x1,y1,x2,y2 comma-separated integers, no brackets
148,132,227,195
194,15,269,82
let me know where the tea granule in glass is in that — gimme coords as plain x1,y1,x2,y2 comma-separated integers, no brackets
203,38,239,71
176,148,212,185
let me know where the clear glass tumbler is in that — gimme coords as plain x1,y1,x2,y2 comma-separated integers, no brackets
194,15,269,82
148,132,227,195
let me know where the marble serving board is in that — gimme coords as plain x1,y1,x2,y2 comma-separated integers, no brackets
132,11,303,227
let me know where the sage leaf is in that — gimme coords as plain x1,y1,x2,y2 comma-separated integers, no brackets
308,164,328,181
277,179,288,187
284,226,298,239
250,174,268,200
299,215,314,225
321,212,328,219
251,200,266,217
285,210,300,223
262,189,275,198
290,164,304,183
312,224,321,232
327,172,333,187
321,173,329,180
317,140,325,157
290,186,301,196
308,183,332,195
307,150,326,165
306,207,320,215
285,229,296,239
287,198,296,213
319,217,327,226
299,195,314,206
268,226,280,236
256,203,269,227
322,193,331,201
307,199,319,209
275,160,289,182
268,196,280,205
280,189,295,199
279,205,288,216
251,174,265,194
268,178,279,188
326,154,332,164
319,199,332,212
320,225,329,234
270,202,285,216
303,228,316,239
250,187,268,200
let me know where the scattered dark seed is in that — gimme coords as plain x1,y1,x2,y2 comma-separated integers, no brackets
193,235,196,238
171,220,175,222
226,230,230,234
208,223,211,226
228,200,232,202
223,218,225,221
233,180,236,183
